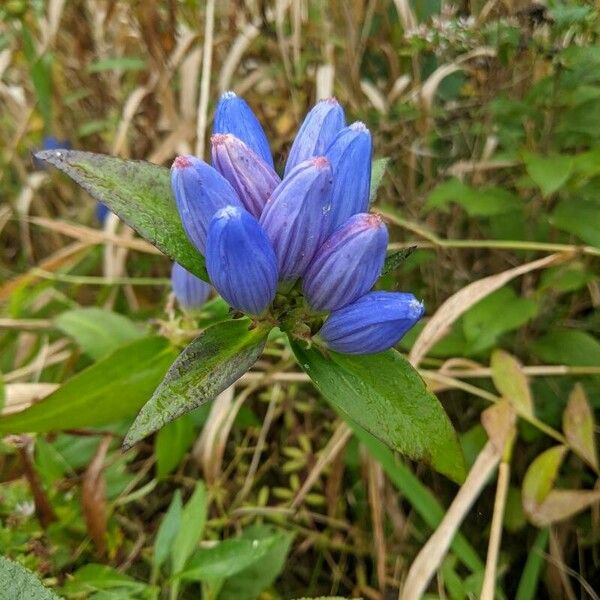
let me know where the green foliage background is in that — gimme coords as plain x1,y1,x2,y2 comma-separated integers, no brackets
0,1,599,599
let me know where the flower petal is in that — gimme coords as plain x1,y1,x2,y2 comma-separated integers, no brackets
325,121,372,231
206,205,278,315
213,91,274,168
284,97,345,176
319,291,424,354
260,157,333,281
303,213,388,311
171,155,242,254
171,262,211,309
211,133,280,218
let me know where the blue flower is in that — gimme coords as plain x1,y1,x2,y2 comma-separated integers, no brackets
171,262,211,309
303,213,388,311
170,93,423,355
95,202,110,224
318,291,425,354
284,98,345,177
325,122,372,231
213,91,274,169
206,205,278,315
211,133,280,218
171,155,242,254
260,157,333,282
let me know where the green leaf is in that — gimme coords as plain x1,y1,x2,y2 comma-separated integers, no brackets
177,536,278,581
56,307,143,360
61,564,152,598
426,178,521,216
369,157,390,202
523,446,567,506
87,56,146,73
0,337,177,434
153,490,183,573
170,482,207,599
531,328,600,367
352,424,483,573
381,246,417,276
124,319,268,448
291,343,465,483
0,555,62,599
33,150,207,280
217,526,294,600
515,528,549,600
155,415,196,477
490,350,534,417
551,198,600,247
524,153,574,197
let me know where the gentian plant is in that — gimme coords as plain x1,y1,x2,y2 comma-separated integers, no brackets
36,93,466,482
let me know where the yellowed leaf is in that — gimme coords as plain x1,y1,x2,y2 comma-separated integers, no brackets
490,350,533,417
409,253,563,366
527,489,600,528
481,399,516,453
563,383,598,472
523,445,567,509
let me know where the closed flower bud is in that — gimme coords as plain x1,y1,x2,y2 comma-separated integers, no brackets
284,98,345,177
211,134,280,218
171,155,242,254
171,262,211,309
318,291,424,355
213,91,274,169
260,157,333,282
206,206,278,315
326,121,373,231
303,213,388,311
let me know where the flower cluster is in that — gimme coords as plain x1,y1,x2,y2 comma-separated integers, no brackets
171,92,424,354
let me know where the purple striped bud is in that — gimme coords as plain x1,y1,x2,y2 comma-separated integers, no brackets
319,291,424,355
303,213,388,311
211,134,280,218
326,122,373,231
260,157,333,282
284,98,346,177
171,262,211,309
206,206,277,315
171,155,242,255
213,91,274,169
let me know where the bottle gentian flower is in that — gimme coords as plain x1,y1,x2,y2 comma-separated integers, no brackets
168,92,423,356
171,262,211,309
318,291,425,354
206,205,277,315
211,133,280,218
326,122,372,231
171,155,242,254
260,157,333,282
303,213,388,311
213,91,274,169
284,97,345,177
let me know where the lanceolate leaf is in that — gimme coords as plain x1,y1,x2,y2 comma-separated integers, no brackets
0,337,176,434
0,556,61,600
123,319,269,448
563,384,598,472
34,150,207,280
291,342,465,483
381,245,417,276
490,350,533,417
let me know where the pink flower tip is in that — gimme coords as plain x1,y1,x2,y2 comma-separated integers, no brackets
173,155,192,170
311,156,330,169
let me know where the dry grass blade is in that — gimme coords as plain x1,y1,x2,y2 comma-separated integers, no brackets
400,441,502,600
291,422,352,510
218,21,261,93
3,383,59,415
81,435,112,557
28,216,161,254
195,0,216,157
409,253,566,366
